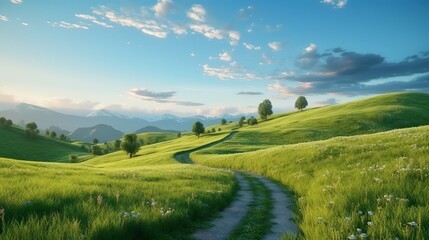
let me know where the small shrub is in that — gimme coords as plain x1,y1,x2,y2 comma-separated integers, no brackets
69,155,78,163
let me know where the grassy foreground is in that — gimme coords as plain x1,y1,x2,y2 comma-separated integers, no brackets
193,126,429,239
0,133,236,239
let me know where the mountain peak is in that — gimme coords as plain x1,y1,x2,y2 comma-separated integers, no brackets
85,109,128,118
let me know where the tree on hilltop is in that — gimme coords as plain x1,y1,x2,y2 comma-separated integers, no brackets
295,96,308,111
238,116,245,127
221,118,227,125
25,122,39,137
258,99,273,120
192,121,205,138
121,133,140,158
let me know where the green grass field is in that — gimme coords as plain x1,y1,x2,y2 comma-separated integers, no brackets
0,126,89,162
0,132,236,239
1,92,428,239
192,92,429,239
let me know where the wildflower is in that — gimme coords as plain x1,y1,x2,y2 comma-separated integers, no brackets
22,201,32,206
317,216,323,223
407,221,418,227
367,221,372,226
151,198,157,207
357,228,362,234
360,233,368,238
329,200,335,205
345,216,351,222
348,234,356,240
131,211,141,218
97,193,103,206
358,210,363,215
367,211,373,216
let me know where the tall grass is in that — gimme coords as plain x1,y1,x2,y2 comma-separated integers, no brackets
0,133,236,239
192,126,429,239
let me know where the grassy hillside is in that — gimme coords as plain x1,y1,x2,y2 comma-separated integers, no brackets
193,126,429,239
0,132,236,239
0,126,89,162
211,92,429,153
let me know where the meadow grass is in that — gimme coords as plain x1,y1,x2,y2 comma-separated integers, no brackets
210,92,429,153
192,126,429,239
0,126,89,162
0,133,236,239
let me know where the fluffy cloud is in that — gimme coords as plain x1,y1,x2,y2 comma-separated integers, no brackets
171,24,187,35
321,0,348,8
202,63,261,80
268,41,283,51
152,0,173,17
94,7,168,38
189,24,223,39
273,48,429,96
0,15,8,21
237,91,263,95
50,21,89,30
267,81,294,98
129,88,203,106
261,53,274,65
243,42,261,50
10,0,22,4
219,51,232,62
229,31,240,46
195,106,240,117
187,4,206,22
75,14,113,28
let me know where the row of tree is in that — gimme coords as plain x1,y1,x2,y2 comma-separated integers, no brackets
0,117,13,128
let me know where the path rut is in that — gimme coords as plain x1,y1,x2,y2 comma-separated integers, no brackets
174,132,299,239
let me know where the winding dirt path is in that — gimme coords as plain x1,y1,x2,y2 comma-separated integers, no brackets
174,132,299,239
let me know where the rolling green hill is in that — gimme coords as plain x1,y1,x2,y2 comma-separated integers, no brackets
0,126,89,162
191,92,429,239
209,92,429,153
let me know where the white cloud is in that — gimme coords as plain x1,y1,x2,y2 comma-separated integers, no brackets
0,15,9,21
75,14,96,20
321,0,348,8
45,98,99,111
219,51,232,62
202,64,261,81
267,80,294,97
152,0,173,17
10,0,22,4
228,31,240,46
305,43,317,53
243,42,261,50
171,24,187,35
129,88,204,106
190,52,196,57
75,13,113,28
268,41,283,51
51,21,89,30
187,4,206,22
21,22,28,26
189,24,223,39
95,7,167,38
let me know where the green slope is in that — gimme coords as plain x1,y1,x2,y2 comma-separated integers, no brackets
0,126,89,162
209,92,429,153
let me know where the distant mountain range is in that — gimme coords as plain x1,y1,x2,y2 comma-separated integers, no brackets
0,103,243,134
68,124,123,143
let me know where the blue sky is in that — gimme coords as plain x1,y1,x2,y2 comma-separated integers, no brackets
1,0,428,117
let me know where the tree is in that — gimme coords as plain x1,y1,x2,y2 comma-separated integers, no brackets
91,145,102,155
0,118,13,128
192,121,205,138
50,131,57,138
60,134,67,141
211,127,216,133
247,117,258,126
177,132,182,138
295,96,308,111
221,118,227,125
45,130,50,136
218,128,221,132
114,139,121,150
5,119,12,128
121,133,140,158
93,138,99,144
238,116,246,127
25,122,39,137
258,99,273,120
